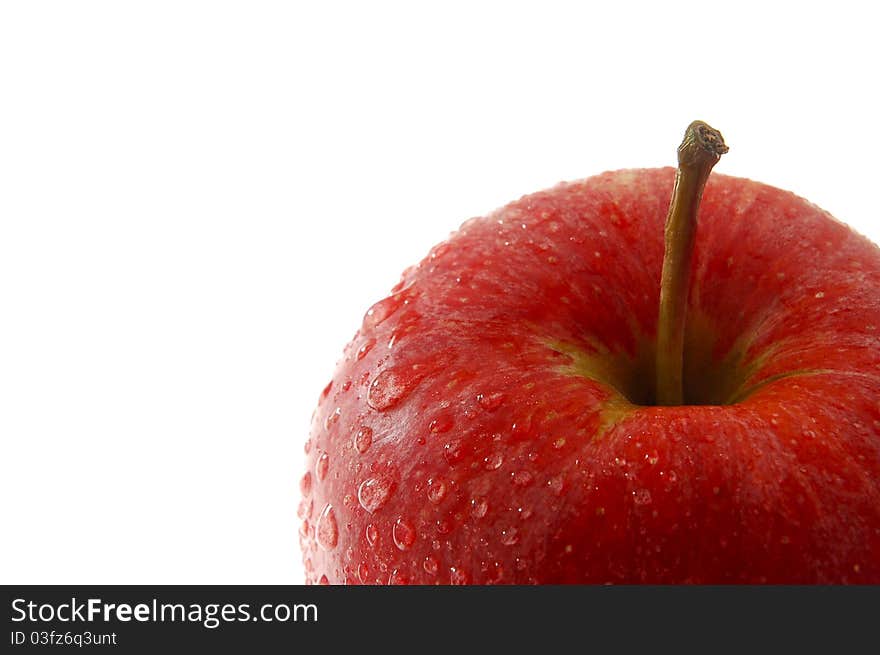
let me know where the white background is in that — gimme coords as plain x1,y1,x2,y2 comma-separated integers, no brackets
1,2,878,584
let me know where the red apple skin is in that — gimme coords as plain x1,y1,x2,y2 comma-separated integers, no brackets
299,168,880,584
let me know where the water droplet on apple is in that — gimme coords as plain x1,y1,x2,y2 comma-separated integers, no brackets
315,504,339,550
358,475,395,513
633,489,652,506
365,523,379,547
368,367,419,411
547,475,564,496
324,407,342,430
444,439,464,464
388,568,409,585
299,472,313,496
512,470,533,486
449,567,470,585
317,574,329,585
511,418,532,439
647,450,659,465
356,338,376,361
483,560,505,583
315,452,330,481
297,498,313,520
363,294,405,330
484,452,503,470
429,241,451,259
478,392,504,411
429,413,454,433
354,426,373,453
427,478,447,503
471,497,488,518
423,556,439,576
357,562,370,583
393,518,416,551
500,527,519,545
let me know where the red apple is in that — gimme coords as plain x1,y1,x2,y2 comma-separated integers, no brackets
298,123,880,584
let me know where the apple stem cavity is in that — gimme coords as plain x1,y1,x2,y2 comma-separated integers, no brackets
656,121,728,406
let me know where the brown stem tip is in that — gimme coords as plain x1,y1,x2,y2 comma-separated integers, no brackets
678,120,729,168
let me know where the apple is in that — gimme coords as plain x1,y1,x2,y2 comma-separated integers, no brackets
298,122,880,584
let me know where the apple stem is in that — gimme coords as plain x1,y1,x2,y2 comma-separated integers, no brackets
656,121,728,405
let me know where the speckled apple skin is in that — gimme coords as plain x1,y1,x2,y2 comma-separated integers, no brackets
299,168,880,584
